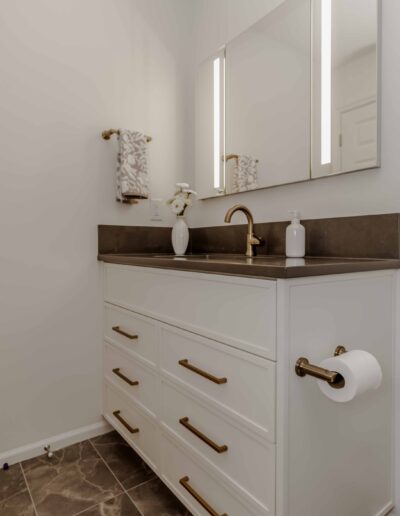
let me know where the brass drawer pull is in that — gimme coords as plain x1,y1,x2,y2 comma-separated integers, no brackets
179,476,227,516
112,326,138,340
179,417,228,453
112,368,139,386
178,359,227,385
112,410,139,434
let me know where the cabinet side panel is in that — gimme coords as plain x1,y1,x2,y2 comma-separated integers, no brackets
286,272,394,516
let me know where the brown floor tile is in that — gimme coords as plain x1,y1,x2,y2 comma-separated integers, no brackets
76,493,141,516
0,463,27,502
0,489,36,516
91,431,155,490
127,478,191,516
22,440,122,516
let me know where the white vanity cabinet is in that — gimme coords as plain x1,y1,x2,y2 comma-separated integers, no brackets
101,263,395,516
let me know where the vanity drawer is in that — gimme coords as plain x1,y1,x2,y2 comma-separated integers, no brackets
104,264,276,359
161,380,275,510
104,342,157,417
160,325,275,438
103,382,159,472
161,432,267,516
104,303,157,366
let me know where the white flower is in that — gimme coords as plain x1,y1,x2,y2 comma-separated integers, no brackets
176,182,189,189
183,188,197,195
171,197,186,214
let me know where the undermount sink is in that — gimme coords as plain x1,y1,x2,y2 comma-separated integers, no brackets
154,254,214,260
153,254,307,266
153,253,279,262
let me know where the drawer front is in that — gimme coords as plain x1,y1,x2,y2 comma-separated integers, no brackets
160,325,275,438
161,433,267,516
161,380,275,510
103,382,159,471
104,264,276,359
104,303,157,366
104,342,157,417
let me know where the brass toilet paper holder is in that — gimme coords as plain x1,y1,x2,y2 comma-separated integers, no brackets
295,346,347,389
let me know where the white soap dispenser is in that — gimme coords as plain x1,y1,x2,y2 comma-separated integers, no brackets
286,211,305,258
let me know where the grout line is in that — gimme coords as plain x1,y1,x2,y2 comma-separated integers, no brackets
88,440,144,516
73,498,113,516
125,477,158,515
127,476,156,493
19,463,39,516
88,439,126,493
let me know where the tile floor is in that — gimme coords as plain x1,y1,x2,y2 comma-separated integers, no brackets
0,431,192,516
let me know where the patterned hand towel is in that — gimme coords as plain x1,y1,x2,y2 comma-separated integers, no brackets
116,130,149,201
232,154,258,193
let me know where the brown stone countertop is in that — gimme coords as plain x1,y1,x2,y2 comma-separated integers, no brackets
97,253,400,280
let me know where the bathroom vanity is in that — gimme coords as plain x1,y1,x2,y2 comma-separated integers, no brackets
99,254,395,516
97,0,388,512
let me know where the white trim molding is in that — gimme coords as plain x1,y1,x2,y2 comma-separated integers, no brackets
0,420,111,466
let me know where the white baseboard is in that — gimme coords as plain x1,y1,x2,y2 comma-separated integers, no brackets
0,419,111,467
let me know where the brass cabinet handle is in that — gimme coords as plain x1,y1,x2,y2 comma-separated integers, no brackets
179,417,228,454
112,326,138,340
112,410,139,434
112,368,139,386
178,359,227,385
179,476,227,516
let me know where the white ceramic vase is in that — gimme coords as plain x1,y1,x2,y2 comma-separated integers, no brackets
172,216,189,255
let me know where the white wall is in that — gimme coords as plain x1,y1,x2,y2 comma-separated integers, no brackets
193,0,284,65
0,0,193,457
189,0,400,228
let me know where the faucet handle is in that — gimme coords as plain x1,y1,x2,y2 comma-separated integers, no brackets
250,235,262,246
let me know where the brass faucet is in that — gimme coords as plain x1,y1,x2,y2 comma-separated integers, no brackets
224,204,262,257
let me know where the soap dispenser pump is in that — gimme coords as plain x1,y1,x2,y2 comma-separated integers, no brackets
286,211,305,258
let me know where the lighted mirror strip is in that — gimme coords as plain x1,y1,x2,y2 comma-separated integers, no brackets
213,51,225,191
213,57,221,189
320,0,332,165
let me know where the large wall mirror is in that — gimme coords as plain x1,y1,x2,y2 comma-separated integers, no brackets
195,0,380,199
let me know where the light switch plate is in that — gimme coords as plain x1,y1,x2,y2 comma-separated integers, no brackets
150,198,163,221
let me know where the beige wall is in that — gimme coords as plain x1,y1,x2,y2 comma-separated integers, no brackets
0,0,193,456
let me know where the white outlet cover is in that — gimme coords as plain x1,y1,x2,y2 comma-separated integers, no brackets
150,198,163,221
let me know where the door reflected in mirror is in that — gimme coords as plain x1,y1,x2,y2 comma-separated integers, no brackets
311,0,379,178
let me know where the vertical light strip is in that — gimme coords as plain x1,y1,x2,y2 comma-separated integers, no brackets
213,57,221,189
221,51,226,191
321,0,332,165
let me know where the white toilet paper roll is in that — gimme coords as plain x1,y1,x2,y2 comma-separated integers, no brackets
317,350,382,403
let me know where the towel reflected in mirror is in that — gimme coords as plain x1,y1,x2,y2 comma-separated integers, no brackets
230,154,259,193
